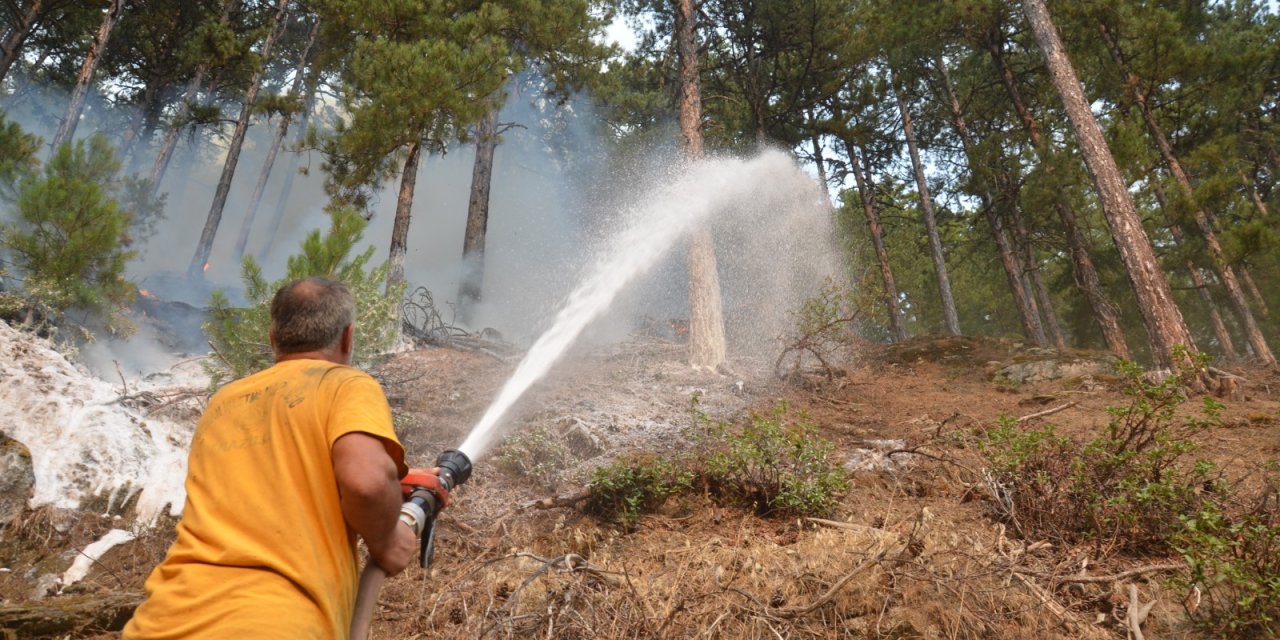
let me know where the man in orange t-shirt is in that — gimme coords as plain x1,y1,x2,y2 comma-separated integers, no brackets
125,277,421,639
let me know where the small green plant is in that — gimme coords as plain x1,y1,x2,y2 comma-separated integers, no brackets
495,428,575,492
585,455,692,530
1174,469,1280,637
204,206,402,386
698,401,848,518
979,353,1221,555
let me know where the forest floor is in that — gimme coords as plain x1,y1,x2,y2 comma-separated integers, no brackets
1,332,1278,639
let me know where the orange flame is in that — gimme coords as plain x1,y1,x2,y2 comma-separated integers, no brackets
139,288,152,298
203,262,210,273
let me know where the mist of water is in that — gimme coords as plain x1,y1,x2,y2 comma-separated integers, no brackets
458,149,829,460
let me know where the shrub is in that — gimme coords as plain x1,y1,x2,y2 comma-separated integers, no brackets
698,401,848,518
775,277,859,383
979,354,1221,555
0,130,161,338
495,428,575,492
204,206,402,386
1175,471,1280,637
585,455,692,530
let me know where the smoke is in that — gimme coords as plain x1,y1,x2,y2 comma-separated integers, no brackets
1,68,841,381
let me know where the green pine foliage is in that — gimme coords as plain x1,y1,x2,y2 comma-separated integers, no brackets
0,130,155,338
203,206,403,386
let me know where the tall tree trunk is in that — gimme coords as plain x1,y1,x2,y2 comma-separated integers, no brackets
1023,0,1196,369
988,34,1130,358
1239,267,1270,319
935,57,1045,345
187,0,289,279
1098,21,1274,366
232,16,320,262
0,0,45,86
149,0,237,195
893,81,960,335
846,139,907,342
50,0,123,151
386,140,422,293
1012,209,1069,350
258,70,318,261
811,137,831,201
676,0,726,370
459,102,499,323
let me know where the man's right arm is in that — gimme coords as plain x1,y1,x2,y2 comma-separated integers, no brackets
332,432,416,575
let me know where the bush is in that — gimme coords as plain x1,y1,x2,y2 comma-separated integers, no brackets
775,277,859,383
698,401,848,518
1175,471,1280,637
204,206,402,386
495,427,575,492
979,355,1221,555
585,455,692,530
0,129,162,338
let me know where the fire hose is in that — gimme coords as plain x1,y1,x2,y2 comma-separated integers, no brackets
349,449,472,640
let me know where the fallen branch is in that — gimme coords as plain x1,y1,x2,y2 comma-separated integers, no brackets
0,592,143,637
523,490,590,511
768,547,888,618
1126,583,1157,640
1016,401,1078,423
1013,562,1185,585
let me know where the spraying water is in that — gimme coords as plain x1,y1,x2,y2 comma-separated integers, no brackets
458,150,828,459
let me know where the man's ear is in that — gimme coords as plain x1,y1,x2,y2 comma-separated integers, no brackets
268,326,279,356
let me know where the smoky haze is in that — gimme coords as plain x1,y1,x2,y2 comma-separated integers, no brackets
1,72,842,378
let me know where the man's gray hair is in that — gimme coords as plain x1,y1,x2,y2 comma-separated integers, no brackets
270,277,356,353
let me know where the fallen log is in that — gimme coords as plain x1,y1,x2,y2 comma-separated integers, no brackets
0,592,143,638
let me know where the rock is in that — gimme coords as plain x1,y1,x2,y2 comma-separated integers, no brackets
0,433,34,524
994,355,1115,385
557,418,604,458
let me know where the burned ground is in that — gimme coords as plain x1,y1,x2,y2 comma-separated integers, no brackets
1,334,1277,639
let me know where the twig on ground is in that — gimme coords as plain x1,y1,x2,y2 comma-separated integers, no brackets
1126,583,1157,640
769,547,888,619
1016,401,1079,423
524,491,591,511
1013,562,1186,585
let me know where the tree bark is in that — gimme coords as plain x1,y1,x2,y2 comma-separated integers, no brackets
935,57,1045,345
386,140,421,293
893,81,960,335
49,0,123,151
1098,20,1273,366
148,0,237,196
459,102,500,323
0,0,45,86
677,0,727,370
1023,0,1197,369
1239,266,1270,319
846,139,907,342
988,33,1130,358
232,15,321,262
187,0,290,279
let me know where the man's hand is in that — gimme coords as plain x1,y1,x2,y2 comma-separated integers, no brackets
333,432,413,575
368,521,417,576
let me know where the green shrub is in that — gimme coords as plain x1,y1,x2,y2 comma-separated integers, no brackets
698,401,848,518
495,428,575,492
979,354,1221,555
1175,471,1280,637
585,455,692,530
0,130,162,338
204,206,402,386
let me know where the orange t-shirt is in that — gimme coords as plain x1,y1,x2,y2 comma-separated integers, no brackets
124,359,406,640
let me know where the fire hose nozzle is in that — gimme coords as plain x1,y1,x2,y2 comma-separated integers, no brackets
398,501,427,536
434,449,472,490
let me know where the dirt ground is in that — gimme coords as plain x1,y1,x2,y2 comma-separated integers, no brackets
2,334,1277,639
